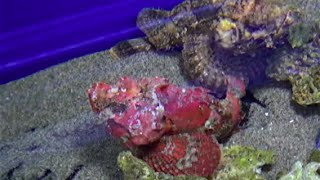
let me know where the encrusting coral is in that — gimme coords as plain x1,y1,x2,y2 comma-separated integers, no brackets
214,146,275,180
117,146,275,180
266,40,320,105
278,161,320,180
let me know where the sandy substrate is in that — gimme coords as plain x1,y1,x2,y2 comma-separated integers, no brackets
226,82,320,179
0,50,319,179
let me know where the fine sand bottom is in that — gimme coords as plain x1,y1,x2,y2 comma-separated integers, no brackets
0,50,319,179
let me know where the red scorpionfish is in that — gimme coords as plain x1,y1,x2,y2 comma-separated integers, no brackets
87,76,245,177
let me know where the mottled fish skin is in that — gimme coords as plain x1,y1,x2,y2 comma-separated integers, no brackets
137,0,295,54
138,0,295,93
182,32,269,96
107,37,154,60
136,8,176,50
142,132,221,177
182,33,228,95
136,0,223,50
107,0,223,58
107,0,297,96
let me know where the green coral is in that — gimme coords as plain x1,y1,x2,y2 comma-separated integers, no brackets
266,42,320,105
117,151,206,180
309,150,320,163
118,146,275,180
288,23,314,48
279,161,320,180
215,146,275,180
290,65,320,105
266,3,320,105
285,0,320,32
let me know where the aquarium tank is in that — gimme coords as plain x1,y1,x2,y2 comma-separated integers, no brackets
1,0,320,179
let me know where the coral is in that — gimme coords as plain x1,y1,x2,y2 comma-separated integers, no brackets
88,76,245,176
118,146,276,180
214,146,275,180
266,43,320,81
290,65,320,105
288,23,314,48
266,42,320,105
278,161,320,180
118,151,207,180
285,0,320,31
265,2,320,105
309,150,320,163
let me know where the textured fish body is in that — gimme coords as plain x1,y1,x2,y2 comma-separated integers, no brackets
108,0,296,98
88,76,243,145
108,37,154,60
136,0,223,50
182,33,269,96
87,76,244,176
142,132,221,176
